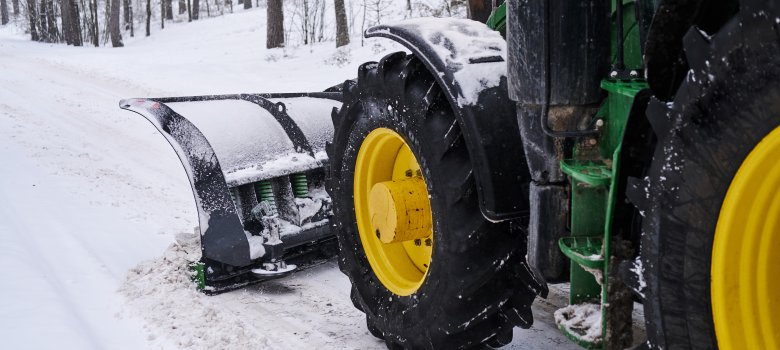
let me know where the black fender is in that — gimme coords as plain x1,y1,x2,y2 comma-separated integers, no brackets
366,19,529,222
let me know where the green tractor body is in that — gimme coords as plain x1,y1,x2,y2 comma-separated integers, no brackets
121,0,780,348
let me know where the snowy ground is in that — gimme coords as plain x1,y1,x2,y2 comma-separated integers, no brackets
0,7,642,350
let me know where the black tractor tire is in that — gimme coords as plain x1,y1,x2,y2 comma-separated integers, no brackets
326,52,543,349
637,4,780,349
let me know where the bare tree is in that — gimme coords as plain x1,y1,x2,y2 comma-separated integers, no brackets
61,0,83,45
144,0,150,36
11,0,18,16
40,0,59,41
123,0,133,37
242,0,249,10
1,0,8,25
88,0,98,45
191,0,198,19
109,0,122,46
25,0,37,40
467,0,490,22
186,0,191,21
334,0,349,47
160,0,164,28
165,0,172,18
266,0,283,48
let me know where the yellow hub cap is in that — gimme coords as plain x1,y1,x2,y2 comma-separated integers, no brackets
712,126,780,349
354,128,433,296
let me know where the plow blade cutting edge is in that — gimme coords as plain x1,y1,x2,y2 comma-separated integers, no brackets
120,92,341,293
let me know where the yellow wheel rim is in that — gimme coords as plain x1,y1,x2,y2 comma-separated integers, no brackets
713,126,780,350
354,128,433,296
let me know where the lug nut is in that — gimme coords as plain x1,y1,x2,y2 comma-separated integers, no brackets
405,170,413,177
425,238,432,246
414,239,422,246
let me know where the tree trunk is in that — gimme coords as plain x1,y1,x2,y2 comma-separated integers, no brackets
123,0,129,23
90,0,98,45
467,0,491,22
265,0,283,48
128,0,132,36
11,0,17,16
26,0,37,40
109,0,122,46
186,0,191,21
0,0,8,25
145,0,150,36
177,0,184,14
63,0,82,45
37,0,47,40
334,0,348,47
191,0,198,19
165,0,171,18
160,0,164,28
44,0,58,41
242,0,249,10
61,0,71,42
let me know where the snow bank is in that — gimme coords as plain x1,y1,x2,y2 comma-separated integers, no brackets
120,232,272,349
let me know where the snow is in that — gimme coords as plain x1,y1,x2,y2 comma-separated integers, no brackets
0,6,609,350
554,303,603,344
631,257,646,297
374,17,507,106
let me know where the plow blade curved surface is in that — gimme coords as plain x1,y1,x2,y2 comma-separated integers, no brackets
120,92,341,291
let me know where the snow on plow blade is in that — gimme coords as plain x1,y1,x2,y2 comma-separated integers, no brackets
120,92,341,293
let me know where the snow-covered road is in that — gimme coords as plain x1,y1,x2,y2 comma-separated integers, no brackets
0,8,597,349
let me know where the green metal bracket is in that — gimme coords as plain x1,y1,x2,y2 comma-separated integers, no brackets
559,237,605,270
486,3,507,36
191,261,206,291
557,78,648,349
561,160,613,187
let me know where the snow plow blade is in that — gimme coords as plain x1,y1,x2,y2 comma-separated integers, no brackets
119,92,341,294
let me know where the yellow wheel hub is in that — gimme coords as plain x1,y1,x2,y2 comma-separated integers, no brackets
354,128,433,296
713,126,780,349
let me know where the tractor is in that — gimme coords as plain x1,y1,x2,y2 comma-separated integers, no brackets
121,0,780,348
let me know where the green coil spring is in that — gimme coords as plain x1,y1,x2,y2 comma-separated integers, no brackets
254,180,277,212
229,189,238,205
290,173,309,198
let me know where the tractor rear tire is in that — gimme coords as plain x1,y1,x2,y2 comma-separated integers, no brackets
639,5,780,349
327,52,542,349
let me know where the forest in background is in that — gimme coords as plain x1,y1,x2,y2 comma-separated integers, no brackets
0,0,469,48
